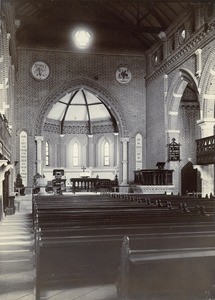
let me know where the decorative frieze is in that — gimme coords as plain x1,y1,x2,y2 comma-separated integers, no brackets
44,122,115,135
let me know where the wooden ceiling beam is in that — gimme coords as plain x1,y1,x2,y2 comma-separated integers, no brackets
16,16,164,34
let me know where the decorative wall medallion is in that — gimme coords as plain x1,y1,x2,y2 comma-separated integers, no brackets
31,61,50,80
116,67,132,84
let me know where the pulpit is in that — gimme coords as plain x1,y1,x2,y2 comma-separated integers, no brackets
52,169,66,194
134,163,174,194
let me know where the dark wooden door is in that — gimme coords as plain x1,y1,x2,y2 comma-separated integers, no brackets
3,170,10,210
181,162,198,195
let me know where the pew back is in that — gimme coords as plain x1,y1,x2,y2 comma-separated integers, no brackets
117,236,215,300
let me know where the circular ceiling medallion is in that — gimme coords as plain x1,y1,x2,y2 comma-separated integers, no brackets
116,67,132,84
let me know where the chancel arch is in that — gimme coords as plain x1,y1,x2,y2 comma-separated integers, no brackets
34,79,129,137
37,83,127,183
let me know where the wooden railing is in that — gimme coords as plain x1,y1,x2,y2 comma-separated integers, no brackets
70,178,117,192
196,135,215,165
134,169,173,185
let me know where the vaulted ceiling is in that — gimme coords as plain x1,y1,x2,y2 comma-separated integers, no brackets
13,0,208,51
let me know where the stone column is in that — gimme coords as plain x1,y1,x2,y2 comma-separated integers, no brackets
196,119,215,196
35,136,44,175
120,137,129,185
114,133,119,167
88,135,94,168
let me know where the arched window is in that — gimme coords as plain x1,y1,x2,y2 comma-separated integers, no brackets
73,142,79,166
45,142,50,166
104,141,110,166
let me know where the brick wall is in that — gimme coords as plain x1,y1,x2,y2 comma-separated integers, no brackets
146,75,166,168
15,48,146,185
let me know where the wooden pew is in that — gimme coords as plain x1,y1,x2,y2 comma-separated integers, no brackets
116,236,215,300
111,192,215,209
33,194,215,299
35,227,215,299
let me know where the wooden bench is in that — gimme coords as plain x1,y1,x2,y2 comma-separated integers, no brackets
116,236,215,300
35,227,215,299
32,194,215,299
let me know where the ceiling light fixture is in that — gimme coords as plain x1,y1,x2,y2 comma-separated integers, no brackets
73,28,92,49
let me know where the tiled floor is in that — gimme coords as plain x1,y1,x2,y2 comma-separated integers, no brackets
0,195,118,300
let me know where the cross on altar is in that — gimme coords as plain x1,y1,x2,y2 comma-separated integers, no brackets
81,166,86,172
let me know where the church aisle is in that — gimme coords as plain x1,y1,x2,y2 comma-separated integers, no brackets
0,210,34,300
42,284,117,300
0,195,118,300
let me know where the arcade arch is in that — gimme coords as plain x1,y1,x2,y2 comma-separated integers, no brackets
195,50,215,196
166,69,200,195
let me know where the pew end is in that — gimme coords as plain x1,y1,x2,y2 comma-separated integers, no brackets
116,236,215,300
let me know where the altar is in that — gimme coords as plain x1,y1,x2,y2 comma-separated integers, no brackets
70,177,117,193
42,166,119,192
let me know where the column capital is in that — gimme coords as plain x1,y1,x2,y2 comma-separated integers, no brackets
35,136,44,142
120,137,129,143
195,48,202,55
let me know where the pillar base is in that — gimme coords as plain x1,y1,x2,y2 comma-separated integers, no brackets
119,185,130,193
